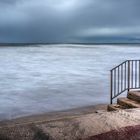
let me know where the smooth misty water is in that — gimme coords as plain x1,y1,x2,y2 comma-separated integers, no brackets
0,44,140,120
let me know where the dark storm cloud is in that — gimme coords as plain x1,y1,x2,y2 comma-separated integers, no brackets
0,0,140,43
0,0,19,5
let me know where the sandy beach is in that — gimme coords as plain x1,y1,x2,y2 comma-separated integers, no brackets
0,104,107,127
0,105,140,140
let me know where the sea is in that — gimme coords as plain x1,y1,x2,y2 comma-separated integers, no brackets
0,44,139,120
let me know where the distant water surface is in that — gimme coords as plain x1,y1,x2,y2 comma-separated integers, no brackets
0,44,140,120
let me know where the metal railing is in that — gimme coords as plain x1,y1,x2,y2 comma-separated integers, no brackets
110,60,140,104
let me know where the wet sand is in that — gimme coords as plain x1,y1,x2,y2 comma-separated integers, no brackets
0,104,107,127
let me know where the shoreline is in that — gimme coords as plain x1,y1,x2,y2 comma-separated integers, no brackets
0,43,140,46
0,104,107,127
0,106,140,139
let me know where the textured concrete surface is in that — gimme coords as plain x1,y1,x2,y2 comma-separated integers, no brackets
0,107,140,140
83,125,140,140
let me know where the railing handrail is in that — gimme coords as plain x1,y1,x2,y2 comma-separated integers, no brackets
110,60,140,104
110,60,128,71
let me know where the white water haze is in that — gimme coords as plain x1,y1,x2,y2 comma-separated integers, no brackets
0,44,140,120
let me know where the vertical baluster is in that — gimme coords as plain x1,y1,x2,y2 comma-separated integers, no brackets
114,69,116,96
135,61,137,88
125,62,126,89
132,61,133,88
112,70,114,97
110,70,113,104
128,60,130,91
118,66,119,93
139,60,140,88
121,64,123,91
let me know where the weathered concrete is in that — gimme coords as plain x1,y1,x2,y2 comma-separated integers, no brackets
108,90,140,111
83,125,140,140
117,97,140,108
107,104,127,111
128,90,140,102
0,107,140,140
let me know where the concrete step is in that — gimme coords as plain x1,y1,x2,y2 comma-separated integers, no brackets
107,104,128,111
127,90,140,102
117,97,140,108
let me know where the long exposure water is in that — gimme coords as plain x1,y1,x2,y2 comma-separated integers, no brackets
0,44,139,119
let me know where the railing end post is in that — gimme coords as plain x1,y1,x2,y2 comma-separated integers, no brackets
110,99,113,104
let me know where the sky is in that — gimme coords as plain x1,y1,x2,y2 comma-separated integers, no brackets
0,0,140,43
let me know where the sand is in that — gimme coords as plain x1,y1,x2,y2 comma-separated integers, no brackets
0,105,140,140
0,104,107,127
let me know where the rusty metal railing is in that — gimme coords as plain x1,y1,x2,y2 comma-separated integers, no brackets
110,60,140,104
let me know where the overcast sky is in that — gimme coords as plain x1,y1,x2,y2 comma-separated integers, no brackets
0,0,140,43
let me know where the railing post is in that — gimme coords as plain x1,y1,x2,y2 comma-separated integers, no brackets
110,70,113,104
128,60,130,92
